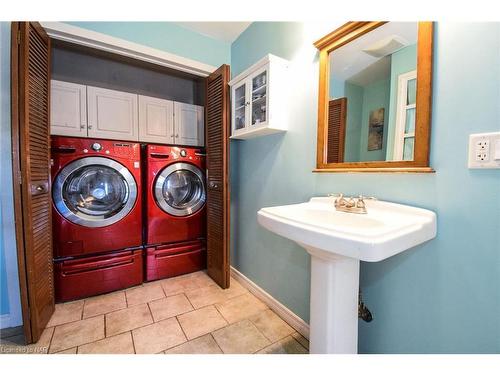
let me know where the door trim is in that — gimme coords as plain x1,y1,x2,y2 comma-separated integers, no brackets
40,22,217,77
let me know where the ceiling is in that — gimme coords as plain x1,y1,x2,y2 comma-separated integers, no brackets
175,22,252,43
330,22,418,85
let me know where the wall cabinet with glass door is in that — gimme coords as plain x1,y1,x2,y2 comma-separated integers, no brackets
229,54,289,140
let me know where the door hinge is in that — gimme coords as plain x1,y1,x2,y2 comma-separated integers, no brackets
17,29,21,45
18,173,22,185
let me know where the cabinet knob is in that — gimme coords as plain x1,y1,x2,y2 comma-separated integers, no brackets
88,125,93,130
80,124,85,129
175,134,179,138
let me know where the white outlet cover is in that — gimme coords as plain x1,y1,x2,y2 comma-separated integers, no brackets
468,132,500,169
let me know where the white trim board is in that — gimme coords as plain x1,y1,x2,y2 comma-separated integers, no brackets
40,22,217,77
230,266,310,339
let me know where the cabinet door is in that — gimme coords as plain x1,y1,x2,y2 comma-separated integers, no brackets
138,95,174,144
50,80,87,137
249,66,268,127
173,102,205,146
87,86,138,141
231,80,249,135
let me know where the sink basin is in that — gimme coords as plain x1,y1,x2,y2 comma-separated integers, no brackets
257,196,437,354
258,197,437,262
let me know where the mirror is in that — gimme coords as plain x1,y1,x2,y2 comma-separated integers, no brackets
314,22,434,172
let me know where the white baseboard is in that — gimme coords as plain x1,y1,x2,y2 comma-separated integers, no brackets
230,266,309,339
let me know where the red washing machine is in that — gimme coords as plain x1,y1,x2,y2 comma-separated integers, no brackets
145,144,207,281
51,136,143,301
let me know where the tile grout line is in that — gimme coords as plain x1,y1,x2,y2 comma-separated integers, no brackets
209,332,225,354
247,319,272,351
212,303,231,326
47,324,56,354
292,332,309,352
146,301,155,323
183,292,196,311
80,299,86,320
175,315,189,343
130,330,137,354
247,316,276,344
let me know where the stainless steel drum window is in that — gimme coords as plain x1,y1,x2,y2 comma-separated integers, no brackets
154,162,206,217
53,157,138,228
62,165,129,219
162,170,203,209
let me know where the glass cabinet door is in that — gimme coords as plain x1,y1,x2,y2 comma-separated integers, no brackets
250,68,268,126
232,82,248,132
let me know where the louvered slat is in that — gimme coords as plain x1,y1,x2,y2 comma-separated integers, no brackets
205,65,231,289
327,98,347,163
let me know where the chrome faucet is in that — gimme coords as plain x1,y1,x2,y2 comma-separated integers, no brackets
328,193,376,214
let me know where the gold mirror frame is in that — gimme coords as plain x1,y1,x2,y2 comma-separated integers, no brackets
314,22,434,173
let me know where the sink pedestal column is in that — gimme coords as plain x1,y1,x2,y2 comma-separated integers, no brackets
306,246,360,354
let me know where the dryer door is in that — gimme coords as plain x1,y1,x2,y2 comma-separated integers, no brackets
53,156,137,227
154,162,206,217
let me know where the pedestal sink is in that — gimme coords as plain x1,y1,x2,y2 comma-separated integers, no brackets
257,197,437,354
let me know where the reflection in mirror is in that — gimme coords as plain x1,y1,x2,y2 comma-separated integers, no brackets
328,22,418,163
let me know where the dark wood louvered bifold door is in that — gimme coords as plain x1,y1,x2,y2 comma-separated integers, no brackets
205,65,231,289
326,97,347,163
12,22,54,343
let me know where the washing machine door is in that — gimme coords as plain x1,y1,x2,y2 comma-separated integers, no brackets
154,162,206,217
53,157,137,228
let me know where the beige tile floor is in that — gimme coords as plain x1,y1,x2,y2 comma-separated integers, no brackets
0,271,308,354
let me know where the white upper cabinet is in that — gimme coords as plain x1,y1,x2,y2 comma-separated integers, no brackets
50,80,87,137
138,95,174,144
229,54,289,140
174,102,204,147
87,86,138,141
51,80,204,146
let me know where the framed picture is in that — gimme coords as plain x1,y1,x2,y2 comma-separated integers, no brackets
367,107,385,151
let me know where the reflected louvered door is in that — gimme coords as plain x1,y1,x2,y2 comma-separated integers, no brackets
327,98,347,163
205,65,231,288
16,22,54,343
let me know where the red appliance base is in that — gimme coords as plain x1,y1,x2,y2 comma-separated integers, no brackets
145,240,206,282
54,249,143,302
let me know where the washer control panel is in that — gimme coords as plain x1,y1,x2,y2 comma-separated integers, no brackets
91,142,103,152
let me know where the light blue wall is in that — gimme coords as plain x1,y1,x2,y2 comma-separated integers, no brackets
0,209,8,315
329,78,345,98
386,44,417,160
0,22,12,316
344,82,363,162
1,22,22,326
230,22,500,353
230,22,313,321
358,78,391,162
66,22,231,67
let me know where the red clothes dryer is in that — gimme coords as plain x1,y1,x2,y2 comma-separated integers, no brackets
51,136,143,301
145,144,207,281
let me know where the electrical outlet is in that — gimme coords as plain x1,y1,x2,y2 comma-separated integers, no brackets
475,152,488,162
468,132,500,169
